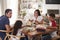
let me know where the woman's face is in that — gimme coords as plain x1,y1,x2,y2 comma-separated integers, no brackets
34,11,38,17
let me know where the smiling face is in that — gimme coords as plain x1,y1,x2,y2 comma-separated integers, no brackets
34,11,38,17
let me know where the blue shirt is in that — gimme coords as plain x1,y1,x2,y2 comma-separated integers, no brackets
0,15,9,30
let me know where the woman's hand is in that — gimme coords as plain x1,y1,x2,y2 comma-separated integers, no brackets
29,19,33,22
35,19,43,25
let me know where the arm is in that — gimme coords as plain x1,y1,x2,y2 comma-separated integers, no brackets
38,19,44,24
4,18,11,33
5,24,11,33
47,26,57,29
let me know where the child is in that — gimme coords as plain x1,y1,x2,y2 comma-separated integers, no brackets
42,13,57,40
48,13,57,38
11,20,26,40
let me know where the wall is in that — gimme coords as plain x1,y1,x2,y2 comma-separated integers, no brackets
45,4,60,15
41,0,60,15
0,0,7,16
6,0,18,26
0,0,18,26
46,4,60,9
0,0,2,16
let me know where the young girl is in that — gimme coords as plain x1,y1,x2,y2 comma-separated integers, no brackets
11,20,25,40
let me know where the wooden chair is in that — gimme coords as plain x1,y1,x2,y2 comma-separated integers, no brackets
0,30,25,40
0,30,12,40
5,33,25,40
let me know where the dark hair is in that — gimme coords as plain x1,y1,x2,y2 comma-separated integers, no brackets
49,13,55,18
13,20,22,35
35,9,41,16
46,13,47,16
5,9,12,15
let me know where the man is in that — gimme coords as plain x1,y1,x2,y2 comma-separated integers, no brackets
0,9,12,40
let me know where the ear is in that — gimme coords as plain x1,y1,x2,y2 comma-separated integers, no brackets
5,13,8,15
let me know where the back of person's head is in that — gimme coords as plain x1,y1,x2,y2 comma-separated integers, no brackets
13,20,22,35
5,9,12,15
46,13,47,16
35,9,41,16
49,13,55,19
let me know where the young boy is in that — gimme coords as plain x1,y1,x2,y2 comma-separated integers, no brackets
48,13,57,38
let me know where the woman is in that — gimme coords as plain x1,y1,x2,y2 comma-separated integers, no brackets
30,9,43,25
29,9,44,40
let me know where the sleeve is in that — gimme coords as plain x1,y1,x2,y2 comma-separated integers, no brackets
4,18,9,25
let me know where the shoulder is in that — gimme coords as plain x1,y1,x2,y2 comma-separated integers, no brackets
4,16,9,21
51,20,56,23
3,16,9,23
0,15,6,20
1,15,8,20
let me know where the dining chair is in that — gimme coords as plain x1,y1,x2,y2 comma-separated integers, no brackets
4,32,25,40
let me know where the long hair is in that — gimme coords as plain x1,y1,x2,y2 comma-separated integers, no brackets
35,9,41,16
13,20,22,35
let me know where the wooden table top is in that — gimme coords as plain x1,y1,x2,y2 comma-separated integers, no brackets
23,28,56,37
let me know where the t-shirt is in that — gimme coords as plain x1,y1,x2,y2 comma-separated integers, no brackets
49,20,57,38
16,29,24,36
0,15,9,30
49,20,57,27
11,29,24,40
31,16,43,22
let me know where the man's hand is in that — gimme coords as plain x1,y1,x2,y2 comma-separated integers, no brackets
5,25,11,33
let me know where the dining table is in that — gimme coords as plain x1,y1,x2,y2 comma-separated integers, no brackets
22,25,57,40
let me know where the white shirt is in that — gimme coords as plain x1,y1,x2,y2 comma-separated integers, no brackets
31,16,43,22
11,29,24,40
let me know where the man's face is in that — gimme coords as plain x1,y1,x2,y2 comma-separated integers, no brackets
6,11,12,18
